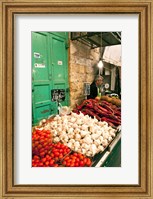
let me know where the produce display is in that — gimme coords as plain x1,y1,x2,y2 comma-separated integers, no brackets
73,98,121,127
32,96,121,167
32,128,92,167
44,112,117,157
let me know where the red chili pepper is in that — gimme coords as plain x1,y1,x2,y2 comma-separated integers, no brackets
97,105,111,114
93,105,106,115
85,102,93,109
99,103,114,114
108,114,121,122
100,100,110,106
83,108,101,121
101,117,121,126
114,110,121,115
72,109,79,114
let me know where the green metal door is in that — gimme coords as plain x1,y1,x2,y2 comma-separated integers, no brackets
49,33,69,109
32,32,69,125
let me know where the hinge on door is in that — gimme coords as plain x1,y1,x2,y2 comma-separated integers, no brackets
65,41,69,49
66,88,69,92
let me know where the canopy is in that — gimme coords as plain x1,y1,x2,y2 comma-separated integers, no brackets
103,45,121,67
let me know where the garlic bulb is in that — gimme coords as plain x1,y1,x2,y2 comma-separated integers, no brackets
83,135,93,145
81,143,90,150
70,117,76,123
108,136,113,142
74,141,80,148
52,130,58,136
86,151,92,157
109,132,116,137
54,137,60,143
81,124,88,131
90,144,97,155
67,142,73,148
80,130,88,137
97,145,104,152
75,133,81,140
69,139,75,143
81,148,87,154
103,133,109,139
67,127,74,134
99,136,104,142
68,133,74,139
102,139,108,147
94,139,101,146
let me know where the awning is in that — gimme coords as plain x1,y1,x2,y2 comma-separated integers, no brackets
103,45,121,67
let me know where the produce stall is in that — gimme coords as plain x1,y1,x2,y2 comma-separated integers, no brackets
32,97,121,167
32,31,122,167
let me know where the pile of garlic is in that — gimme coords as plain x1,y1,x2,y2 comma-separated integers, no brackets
44,112,117,157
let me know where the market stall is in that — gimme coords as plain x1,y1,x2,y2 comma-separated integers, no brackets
32,96,121,167
32,31,122,167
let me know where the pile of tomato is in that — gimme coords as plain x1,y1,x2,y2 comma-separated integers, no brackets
32,128,92,167
32,129,52,157
62,152,91,167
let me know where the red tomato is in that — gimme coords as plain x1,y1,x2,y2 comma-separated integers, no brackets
66,159,71,163
40,136,45,140
64,156,69,161
54,164,59,167
76,158,80,162
47,138,52,143
44,150,48,154
86,159,91,166
39,139,44,144
49,159,55,166
73,152,78,157
45,161,49,166
47,150,51,155
83,158,88,164
39,147,44,152
79,161,85,167
56,143,61,149
34,141,39,146
70,163,74,167
79,155,84,160
42,157,46,163
72,156,77,160
40,152,45,157
52,149,58,153
75,162,79,167
44,145,49,150
66,162,70,167
43,142,48,147
59,149,63,153
32,163,37,167
37,144,42,149
59,154,63,159
35,159,40,163
50,153,55,158
60,144,65,149
71,159,75,163
33,155,40,160
45,154,50,159
66,148,71,153
54,152,60,157
38,162,44,167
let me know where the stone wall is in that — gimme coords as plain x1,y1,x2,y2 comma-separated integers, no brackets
69,40,100,108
